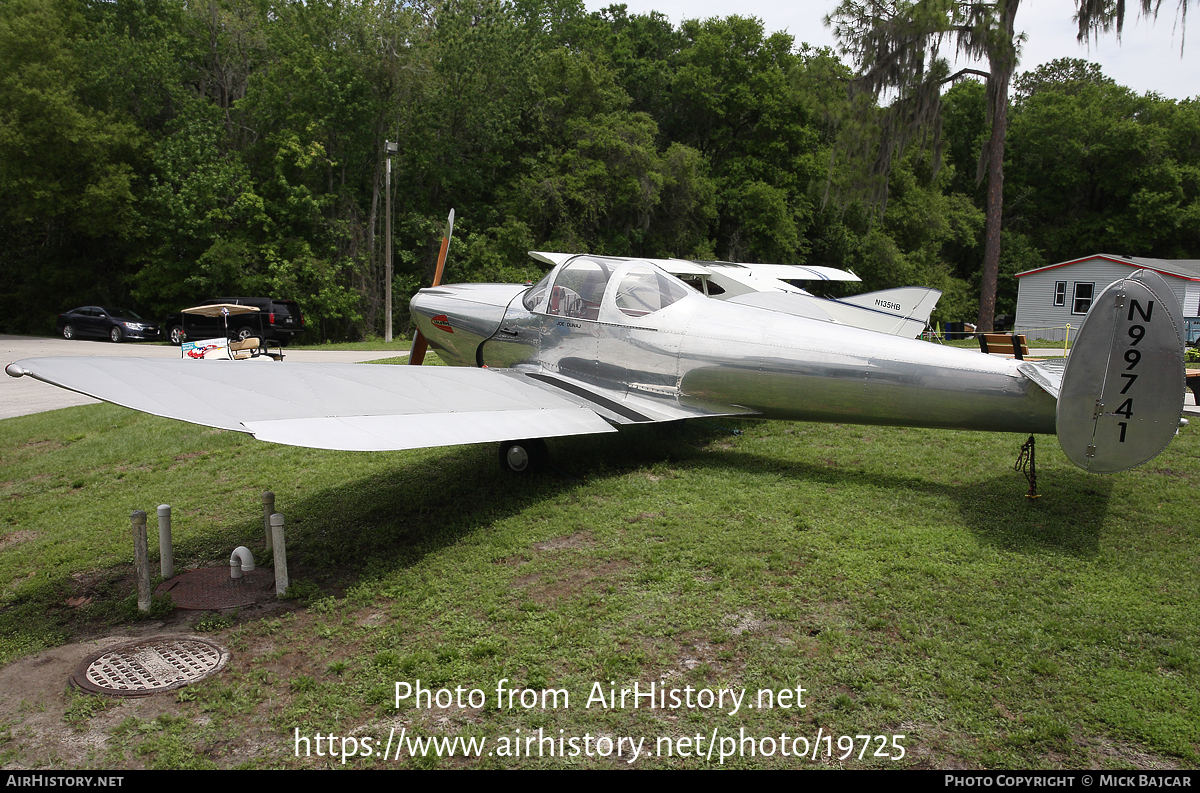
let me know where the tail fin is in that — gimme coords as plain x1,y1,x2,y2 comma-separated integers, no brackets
1056,269,1185,472
832,286,943,337
837,286,943,322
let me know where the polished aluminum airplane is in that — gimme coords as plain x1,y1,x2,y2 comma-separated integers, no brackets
6,254,1187,476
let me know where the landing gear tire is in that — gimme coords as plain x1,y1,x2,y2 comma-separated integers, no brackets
110,326,123,343
498,439,548,474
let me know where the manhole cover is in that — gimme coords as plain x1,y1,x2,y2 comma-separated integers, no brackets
69,636,229,697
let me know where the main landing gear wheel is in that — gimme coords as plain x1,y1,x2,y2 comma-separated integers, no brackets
498,439,548,474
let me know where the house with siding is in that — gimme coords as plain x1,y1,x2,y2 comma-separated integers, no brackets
1014,254,1200,342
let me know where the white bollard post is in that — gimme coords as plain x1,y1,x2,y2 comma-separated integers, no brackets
157,504,174,579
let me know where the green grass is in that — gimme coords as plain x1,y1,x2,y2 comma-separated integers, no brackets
1,400,1197,769
289,338,413,352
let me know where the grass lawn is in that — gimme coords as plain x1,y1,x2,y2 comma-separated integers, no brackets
290,338,413,352
0,391,1197,769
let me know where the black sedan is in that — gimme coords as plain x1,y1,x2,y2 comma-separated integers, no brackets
56,306,162,343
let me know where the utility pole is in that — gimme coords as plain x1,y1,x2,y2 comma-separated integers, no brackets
384,140,398,342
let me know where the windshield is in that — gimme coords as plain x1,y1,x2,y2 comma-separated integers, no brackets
522,271,554,312
548,257,614,320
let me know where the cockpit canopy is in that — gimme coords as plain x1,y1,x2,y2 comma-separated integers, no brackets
522,256,692,322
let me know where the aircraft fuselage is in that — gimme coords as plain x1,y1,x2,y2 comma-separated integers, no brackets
410,256,1057,436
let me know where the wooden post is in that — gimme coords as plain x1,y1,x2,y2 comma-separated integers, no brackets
270,513,289,596
131,510,150,612
262,491,275,556
384,146,393,342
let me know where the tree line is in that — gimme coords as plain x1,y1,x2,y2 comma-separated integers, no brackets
1,0,1198,340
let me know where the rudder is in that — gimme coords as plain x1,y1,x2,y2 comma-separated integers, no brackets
1056,269,1185,472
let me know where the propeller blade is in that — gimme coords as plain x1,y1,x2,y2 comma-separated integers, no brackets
409,332,430,366
432,208,454,288
409,209,455,366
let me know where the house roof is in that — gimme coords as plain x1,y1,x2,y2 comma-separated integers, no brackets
1015,254,1200,282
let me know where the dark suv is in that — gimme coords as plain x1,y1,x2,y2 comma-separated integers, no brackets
164,298,306,346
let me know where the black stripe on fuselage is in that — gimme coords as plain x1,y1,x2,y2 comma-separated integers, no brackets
525,373,654,423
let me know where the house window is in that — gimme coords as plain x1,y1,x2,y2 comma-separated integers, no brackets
1054,281,1066,306
1072,282,1094,315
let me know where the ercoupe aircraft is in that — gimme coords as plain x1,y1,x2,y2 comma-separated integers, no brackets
6,256,1186,480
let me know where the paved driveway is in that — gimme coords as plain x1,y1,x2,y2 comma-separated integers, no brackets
1,335,406,420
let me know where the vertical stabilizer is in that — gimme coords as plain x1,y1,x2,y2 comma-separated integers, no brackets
1056,269,1185,472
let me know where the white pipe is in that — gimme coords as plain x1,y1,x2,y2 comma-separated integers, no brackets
229,546,255,579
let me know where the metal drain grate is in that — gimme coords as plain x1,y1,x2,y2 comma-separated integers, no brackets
156,566,276,610
70,636,229,697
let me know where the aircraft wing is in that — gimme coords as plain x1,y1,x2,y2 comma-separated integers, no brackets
533,252,862,284
528,251,575,267
6,357,759,452
735,263,861,282
5,357,621,452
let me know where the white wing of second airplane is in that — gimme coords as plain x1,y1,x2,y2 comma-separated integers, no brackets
6,357,620,452
732,263,861,282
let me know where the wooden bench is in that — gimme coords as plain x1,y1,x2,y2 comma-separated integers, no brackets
978,333,1030,360
1187,369,1200,402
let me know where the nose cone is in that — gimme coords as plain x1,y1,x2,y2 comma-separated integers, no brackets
410,283,529,367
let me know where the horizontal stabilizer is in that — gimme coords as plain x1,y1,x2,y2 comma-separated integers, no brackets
1017,358,1067,400
1056,269,1185,472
